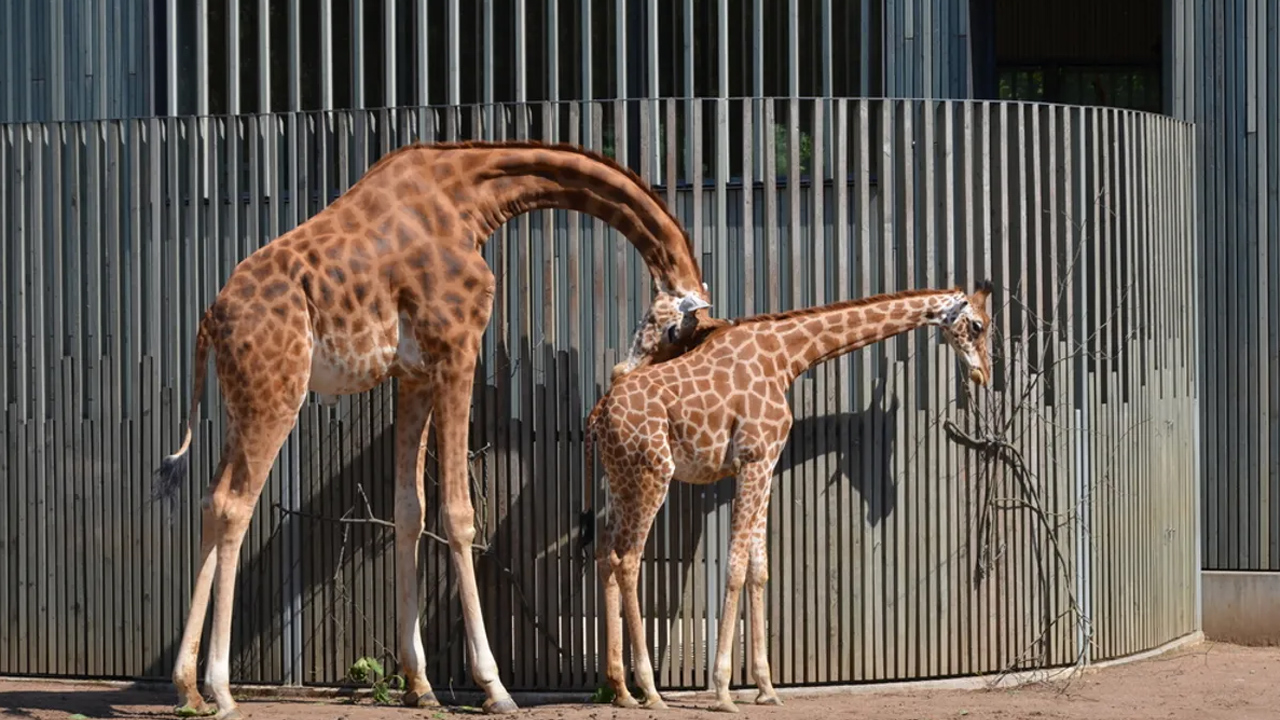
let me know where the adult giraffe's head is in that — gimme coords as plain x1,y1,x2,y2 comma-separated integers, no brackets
614,281,714,381
936,280,995,386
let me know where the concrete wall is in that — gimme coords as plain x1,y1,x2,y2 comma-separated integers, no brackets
1202,572,1280,645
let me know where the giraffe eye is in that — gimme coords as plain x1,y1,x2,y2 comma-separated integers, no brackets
665,325,679,344
972,320,984,334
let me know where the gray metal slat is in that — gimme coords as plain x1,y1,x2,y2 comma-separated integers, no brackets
855,98,873,680
28,125,48,676
0,125,8,409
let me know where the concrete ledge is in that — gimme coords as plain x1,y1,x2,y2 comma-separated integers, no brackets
1203,570,1280,646
0,632,1205,707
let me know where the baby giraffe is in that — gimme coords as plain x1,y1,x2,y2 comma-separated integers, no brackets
580,283,994,712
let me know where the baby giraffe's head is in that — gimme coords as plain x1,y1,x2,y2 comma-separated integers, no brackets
937,280,995,386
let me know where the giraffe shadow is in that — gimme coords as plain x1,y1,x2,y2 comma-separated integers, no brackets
141,338,593,695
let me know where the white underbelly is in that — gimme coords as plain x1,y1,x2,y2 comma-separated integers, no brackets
307,348,378,401
306,313,428,404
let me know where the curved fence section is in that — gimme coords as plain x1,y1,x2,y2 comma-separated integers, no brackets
0,98,1197,689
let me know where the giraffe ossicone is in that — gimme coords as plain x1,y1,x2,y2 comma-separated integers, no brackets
581,283,994,712
149,139,715,719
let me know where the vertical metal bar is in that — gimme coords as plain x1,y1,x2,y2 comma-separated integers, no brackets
834,96,851,678
566,99,584,683
384,0,396,108
2,1,13,121
483,0,493,131
547,0,559,103
0,125,8,411
615,0,627,102
813,97,832,683
741,99,754,315
319,0,333,109
581,0,593,144
27,125,46,678
166,0,178,115
196,0,209,115
646,0,658,178
788,0,799,96
351,0,363,108
515,0,527,104
448,0,460,108
112,0,124,117
416,0,430,107
288,0,302,111
764,99,778,311
752,0,764,170
49,0,64,121
682,0,693,178
228,0,242,114
715,0,728,313
96,0,108,118
821,0,833,98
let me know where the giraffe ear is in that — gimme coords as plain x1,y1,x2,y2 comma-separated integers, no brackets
677,294,711,314
971,280,993,304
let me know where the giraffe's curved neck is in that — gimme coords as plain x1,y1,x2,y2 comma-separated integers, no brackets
444,145,704,298
772,289,967,381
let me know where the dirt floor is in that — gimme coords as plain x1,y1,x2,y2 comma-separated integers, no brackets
2,641,1277,720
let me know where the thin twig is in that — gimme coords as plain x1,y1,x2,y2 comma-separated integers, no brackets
273,503,489,552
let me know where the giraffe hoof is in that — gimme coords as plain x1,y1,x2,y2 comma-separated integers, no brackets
483,696,520,714
612,695,640,709
643,697,669,710
755,693,783,706
214,709,244,720
174,701,218,717
403,689,439,707
711,699,741,713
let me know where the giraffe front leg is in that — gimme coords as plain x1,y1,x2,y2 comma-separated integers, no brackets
393,382,438,708
747,535,780,705
432,357,516,715
710,462,774,713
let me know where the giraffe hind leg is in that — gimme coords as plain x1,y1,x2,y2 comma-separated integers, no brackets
170,453,227,717
202,411,302,720
601,462,674,710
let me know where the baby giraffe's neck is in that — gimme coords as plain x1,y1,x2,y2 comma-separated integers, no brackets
753,289,968,382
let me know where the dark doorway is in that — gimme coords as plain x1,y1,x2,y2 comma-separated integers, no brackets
971,0,1164,113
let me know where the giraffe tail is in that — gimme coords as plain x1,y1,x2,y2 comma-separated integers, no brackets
578,396,607,561
151,307,215,512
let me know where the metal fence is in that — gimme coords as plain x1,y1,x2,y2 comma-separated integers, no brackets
1166,0,1280,573
0,97,1199,690
0,0,980,127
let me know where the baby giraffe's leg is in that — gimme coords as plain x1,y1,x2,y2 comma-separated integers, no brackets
615,466,673,710
596,512,638,708
747,531,780,704
710,461,774,713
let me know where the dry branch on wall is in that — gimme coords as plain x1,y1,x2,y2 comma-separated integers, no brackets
938,200,1144,689
271,438,571,690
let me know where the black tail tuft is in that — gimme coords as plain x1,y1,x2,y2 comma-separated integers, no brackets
578,510,596,559
151,451,190,516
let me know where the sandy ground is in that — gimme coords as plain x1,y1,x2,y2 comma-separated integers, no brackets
2,641,1277,720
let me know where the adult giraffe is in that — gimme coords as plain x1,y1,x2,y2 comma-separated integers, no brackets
150,140,713,719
